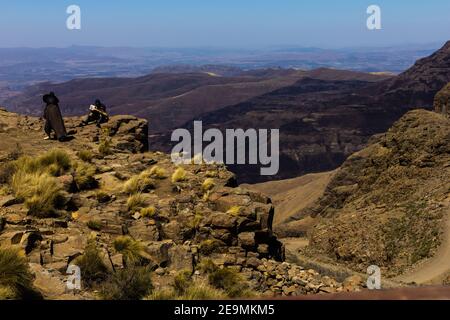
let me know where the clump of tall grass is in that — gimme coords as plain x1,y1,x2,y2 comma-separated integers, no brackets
140,206,157,218
0,162,15,184
148,166,167,179
123,172,155,195
198,259,254,298
98,129,113,156
207,267,253,298
0,247,39,299
113,236,145,264
226,206,242,216
202,178,215,193
8,149,73,217
87,220,103,231
72,242,109,288
11,171,63,217
171,167,186,183
126,193,147,212
198,239,222,255
14,149,71,177
146,269,225,300
73,162,98,190
100,265,153,300
76,150,94,163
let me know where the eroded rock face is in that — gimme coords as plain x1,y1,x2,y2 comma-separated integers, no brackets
434,83,450,116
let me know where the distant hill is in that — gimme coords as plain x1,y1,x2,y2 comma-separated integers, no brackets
2,70,305,134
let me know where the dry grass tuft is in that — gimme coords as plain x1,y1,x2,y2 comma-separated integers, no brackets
126,193,147,212
202,178,215,193
73,162,98,190
0,247,39,299
171,167,187,183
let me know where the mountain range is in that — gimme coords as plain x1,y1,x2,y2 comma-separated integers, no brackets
2,42,450,183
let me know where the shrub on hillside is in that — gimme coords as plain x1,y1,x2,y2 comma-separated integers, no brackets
146,281,225,300
96,191,111,203
146,269,225,300
0,162,15,184
37,149,72,175
100,265,153,300
198,239,222,255
197,258,218,274
72,242,109,288
172,269,192,296
0,247,39,299
181,281,226,300
208,267,252,298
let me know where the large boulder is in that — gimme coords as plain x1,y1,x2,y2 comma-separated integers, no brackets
105,115,149,153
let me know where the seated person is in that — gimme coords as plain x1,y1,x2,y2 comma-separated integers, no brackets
80,99,109,128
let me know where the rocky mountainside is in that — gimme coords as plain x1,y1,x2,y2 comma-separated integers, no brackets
297,109,450,278
376,41,450,108
0,109,362,300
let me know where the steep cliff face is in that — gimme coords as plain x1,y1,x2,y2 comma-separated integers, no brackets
304,110,450,277
0,109,359,299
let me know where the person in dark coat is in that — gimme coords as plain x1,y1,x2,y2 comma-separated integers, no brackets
43,92,68,141
80,99,109,128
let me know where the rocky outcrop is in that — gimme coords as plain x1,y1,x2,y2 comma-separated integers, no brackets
66,115,149,153
434,83,450,116
0,109,356,299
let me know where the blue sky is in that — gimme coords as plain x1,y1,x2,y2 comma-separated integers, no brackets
0,0,449,48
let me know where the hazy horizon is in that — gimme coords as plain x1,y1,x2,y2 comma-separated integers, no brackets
0,41,446,50
1,1,449,48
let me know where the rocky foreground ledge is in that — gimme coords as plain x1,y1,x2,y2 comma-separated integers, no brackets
0,108,362,299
